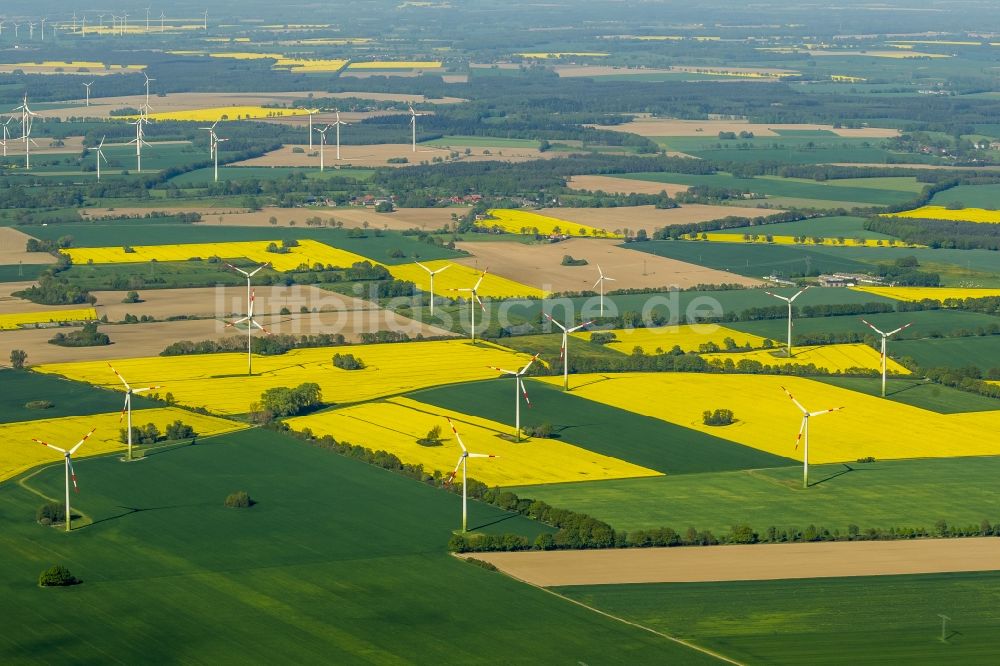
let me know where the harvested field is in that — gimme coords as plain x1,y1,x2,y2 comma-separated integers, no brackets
232,143,555,168
465,538,1000,586
80,206,252,219
589,118,899,138
535,205,779,235
2,309,452,365
567,175,691,196
35,91,330,120
90,285,377,321
0,227,58,267
182,206,460,231
0,282,72,316
453,238,762,292
0,136,87,155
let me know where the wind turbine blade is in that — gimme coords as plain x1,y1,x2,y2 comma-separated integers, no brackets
568,320,594,333
434,264,451,275
489,366,517,376
415,261,430,273
225,263,250,276
793,418,805,451
597,264,604,279
70,427,96,454
860,319,885,336
447,418,467,452
33,438,66,453
68,457,79,492
781,386,809,415
118,399,127,424
593,277,603,289
473,268,488,291
559,335,566,362
764,290,790,302
131,386,162,393
519,378,532,407
444,456,463,485
520,353,540,374
809,407,845,417
467,453,496,459
543,313,568,332
107,362,131,389
887,322,913,337
604,276,616,282
475,294,486,312
225,316,250,328
789,286,812,302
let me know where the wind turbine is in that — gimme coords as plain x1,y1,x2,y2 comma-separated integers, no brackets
862,319,913,397
444,418,496,533
408,104,424,153
765,286,810,358
305,108,319,149
71,12,78,33
40,18,46,40
544,313,593,390
450,268,488,343
32,428,96,531
225,263,270,375
122,13,128,36
203,10,209,30
13,94,39,170
142,72,156,112
94,135,108,180
13,23,19,39
415,261,450,317
1,117,14,157
0,21,5,37
593,265,615,315
128,116,151,172
200,121,226,181
314,124,329,171
28,21,35,40
83,81,94,107
108,363,161,461
332,109,349,160
489,354,539,442
782,386,844,489
160,11,165,32
145,6,150,32
80,15,86,36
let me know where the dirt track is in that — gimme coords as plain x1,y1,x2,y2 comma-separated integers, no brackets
454,238,761,292
464,538,1000,586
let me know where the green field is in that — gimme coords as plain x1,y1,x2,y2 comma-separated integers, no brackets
23,224,463,264
619,172,921,206
725,309,1000,345
169,166,375,185
0,370,155,424
0,142,203,178
651,138,903,166
0,263,49,282
422,135,541,148
816,376,1000,413
894,336,1000,372
712,215,896,240
559,572,1000,665
930,184,1000,209
511,456,1000,534
411,378,796,474
0,429,710,663
630,240,875,277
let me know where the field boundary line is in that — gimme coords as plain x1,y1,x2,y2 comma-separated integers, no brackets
456,554,743,665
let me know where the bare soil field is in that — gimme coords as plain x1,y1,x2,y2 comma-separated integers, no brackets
36,91,330,120
454,238,761,292
90,285,377,321
1,136,87,155
0,282,93,315
589,118,899,138
464,538,1000,586
567,175,692,196
80,206,252,219
0,227,57,267
536,204,777,235
233,143,556,168
3,306,452,365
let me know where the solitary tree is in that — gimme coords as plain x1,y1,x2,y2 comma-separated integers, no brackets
10,349,27,369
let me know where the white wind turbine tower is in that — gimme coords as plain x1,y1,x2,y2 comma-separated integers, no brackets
40,18,46,40
80,15,86,37
415,261,450,317
94,135,108,181
27,21,35,40
408,104,424,153
71,12,78,33
160,12,165,32
0,21,5,37
83,81,94,107
13,23,19,39
121,13,129,36
202,10,208,30
862,319,913,397
451,268,488,343
32,428,96,531
109,363,161,461
314,124,329,172
128,116,151,172
490,354,539,442
444,418,496,533
1,117,14,157
141,72,156,114
593,264,615,315
332,109,349,160
544,313,593,391
98,14,105,29
782,386,844,489
200,121,227,181
145,7,150,32
765,286,810,358
13,94,39,170
306,108,318,149
225,263,270,375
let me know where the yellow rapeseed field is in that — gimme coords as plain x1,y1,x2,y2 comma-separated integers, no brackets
0,408,245,482
64,239,370,272
881,206,1000,224
699,233,913,247
831,75,867,82
700,343,910,374
0,61,146,72
138,106,309,122
570,324,767,354
287,396,660,487
852,286,1000,302
0,308,98,331
347,61,443,69
538,373,1000,463
486,209,622,238
388,260,549,299
35,341,536,416
272,58,349,72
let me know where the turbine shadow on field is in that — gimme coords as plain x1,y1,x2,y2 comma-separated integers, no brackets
143,439,203,458
469,512,523,531
808,463,858,487
87,504,190,527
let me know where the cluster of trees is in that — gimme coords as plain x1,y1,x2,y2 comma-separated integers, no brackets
15,275,93,305
119,420,197,445
702,408,735,426
224,491,254,509
25,237,73,252
36,502,67,526
255,382,322,419
332,353,365,370
867,216,1000,251
874,256,940,287
652,210,813,240
49,322,110,348
161,333,348,356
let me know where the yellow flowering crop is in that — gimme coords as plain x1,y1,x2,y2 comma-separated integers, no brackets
700,343,910,374
136,106,309,122
272,58,349,72
0,408,245,482
35,341,537,416
0,308,98,331
538,373,1000,463
388,260,549,299
286,396,660,487
570,324,767,354
699,233,916,247
346,61,443,69
881,206,1000,224
852,287,1000,302
486,209,622,238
